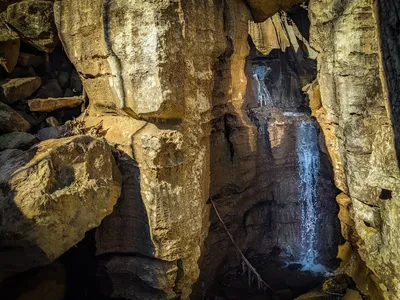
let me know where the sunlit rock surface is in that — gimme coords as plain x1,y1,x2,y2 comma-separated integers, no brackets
310,0,400,298
57,0,229,297
0,136,121,281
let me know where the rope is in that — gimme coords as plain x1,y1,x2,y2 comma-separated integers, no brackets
209,198,276,294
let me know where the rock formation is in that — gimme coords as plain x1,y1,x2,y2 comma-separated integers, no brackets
0,0,399,299
308,0,400,298
0,135,121,281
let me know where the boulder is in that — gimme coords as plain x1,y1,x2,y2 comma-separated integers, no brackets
0,102,30,132
5,0,59,52
7,66,36,79
343,289,362,300
1,77,41,104
69,69,82,94
0,135,122,281
0,132,38,150
36,79,63,99
57,71,70,88
17,52,44,68
63,88,74,97
97,256,178,300
37,125,67,141
0,18,20,73
322,275,349,295
28,96,83,112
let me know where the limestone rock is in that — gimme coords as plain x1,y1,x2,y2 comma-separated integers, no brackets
17,52,44,68
69,69,82,94
36,79,63,99
1,77,41,104
246,0,303,22
28,96,83,112
37,125,67,141
0,132,37,150
5,0,59,52
249,12,317,59
57,71,70,88
58,0,229,297
309,0,400,298
56,0,224,118
321,275,349,295
343,289,362,300
0,18,20,73
97,256,178,299
7,66,36,79
0,135,121,280
0,102,30,132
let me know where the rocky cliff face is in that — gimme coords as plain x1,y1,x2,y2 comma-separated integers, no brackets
0,0,400,299
309,0,400,298
56,0,229,298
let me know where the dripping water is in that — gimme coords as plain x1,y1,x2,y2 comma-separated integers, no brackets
252,65,273,107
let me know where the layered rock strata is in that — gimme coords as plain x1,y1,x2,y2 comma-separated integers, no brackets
309,0,400,298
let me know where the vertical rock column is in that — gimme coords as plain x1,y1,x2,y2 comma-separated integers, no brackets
309,0,400,298
56,0,227,298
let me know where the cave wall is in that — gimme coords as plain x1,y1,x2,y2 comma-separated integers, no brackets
309,0,400,298
1,0,400,299
56,0,229,298
195,8,340,298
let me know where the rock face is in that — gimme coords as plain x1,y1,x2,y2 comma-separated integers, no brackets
0,102,30,133
193,8,339,298
309,0,400,298
0,0,398,299
0,18,20,73
0,135,121,281
4,0,59,52
57,0,229,297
